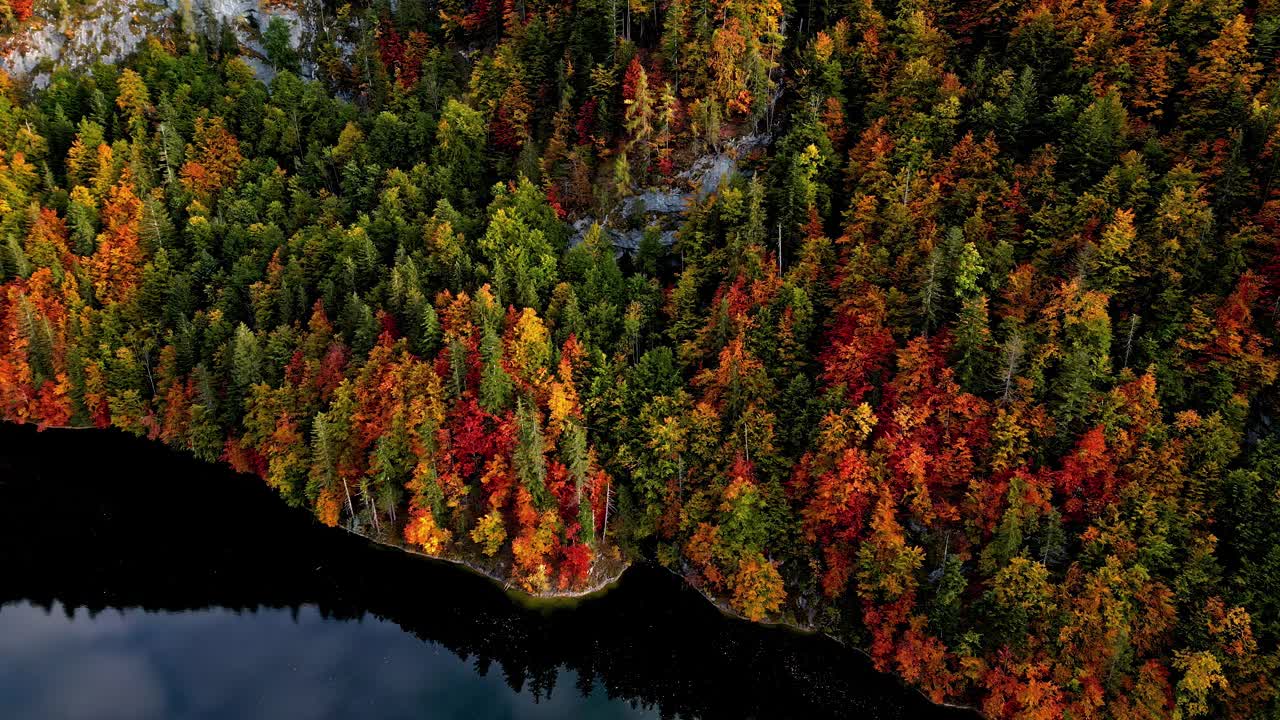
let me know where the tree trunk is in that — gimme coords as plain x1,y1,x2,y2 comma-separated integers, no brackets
602,480,612,542
342,476,355,529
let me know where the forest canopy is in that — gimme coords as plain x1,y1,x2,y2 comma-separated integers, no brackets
2,0,1280,718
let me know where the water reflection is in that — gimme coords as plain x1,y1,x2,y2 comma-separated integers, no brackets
0,424,971,720
0,602,653,720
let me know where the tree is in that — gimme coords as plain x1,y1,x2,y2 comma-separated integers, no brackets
821,286,896,405
432,99,488,207
1071,89,1129,183
623,58,654,174
478,321,513,412
231,323,263,397
471,509,506,555
180,117,244,201
857,489,923,605
731,552,785,621
1172,650,1227,719
514,398,552,510
1182,15,1262,134
115,69,152,137
263,16,301,74
952,239,992,390
479,200,559,308
87,181,144,306
986,556,1055,647
1046,279,1113,430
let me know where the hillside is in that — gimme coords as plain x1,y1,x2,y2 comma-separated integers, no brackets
1,1,1279,718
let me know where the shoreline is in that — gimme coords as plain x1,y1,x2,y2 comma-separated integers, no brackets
351,527,632,602
14,420,980,716
661,565,983,717
16,422,633,602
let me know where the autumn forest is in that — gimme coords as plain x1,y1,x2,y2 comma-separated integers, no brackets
1,0,1279,717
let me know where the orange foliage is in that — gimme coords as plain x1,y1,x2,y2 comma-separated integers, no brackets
180,117,244,199
685,522,723,588
405,506,452,553
730,554,785,621
11,0,33,22
315,486,344,528
894,616,958,703
87,181,144,306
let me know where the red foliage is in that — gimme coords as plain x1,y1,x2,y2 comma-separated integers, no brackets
11,0,33,22
622,57,644,103
377,310,399,339
446,397,510,479
160,380,193,446
460,0,495,33
377,24,404,67
820,287,897,404
558,540,593,590
315,342,350,402
223,437,268,478
490,105,524,153
894,616,957,702
574,98,598,145
1055,426,1117,519
544,185,567,219
981,657,1067,720
803,447,876,596
375,24,430,88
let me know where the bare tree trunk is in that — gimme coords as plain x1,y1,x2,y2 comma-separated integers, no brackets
776,223,782,274
342,476,355,528
602,480,612,543
158,123,175,186
141,344,157,397
1123,314,1139,369
998,332,1025,404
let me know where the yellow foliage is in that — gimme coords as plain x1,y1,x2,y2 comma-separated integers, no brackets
509,307,551,381
730,554,785,621
1173,650,1227,719
470,509,506,557
512,508,561,592
407,509,453,555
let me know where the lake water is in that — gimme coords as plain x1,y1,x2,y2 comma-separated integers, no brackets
0,424,970,720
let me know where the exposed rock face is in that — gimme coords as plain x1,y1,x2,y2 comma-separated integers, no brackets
181,0,313,83
0,0,310,87
2,1,770,258
1,0,170,85
571,133,771,255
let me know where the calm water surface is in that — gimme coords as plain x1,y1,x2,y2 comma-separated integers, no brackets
0,602,647,719
0,424,971,720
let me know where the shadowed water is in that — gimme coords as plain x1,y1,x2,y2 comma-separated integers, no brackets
0,424,974,720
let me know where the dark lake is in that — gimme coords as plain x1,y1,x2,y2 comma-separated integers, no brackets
0,423,971,720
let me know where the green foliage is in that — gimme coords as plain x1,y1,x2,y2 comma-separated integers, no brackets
0,5,1278,717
